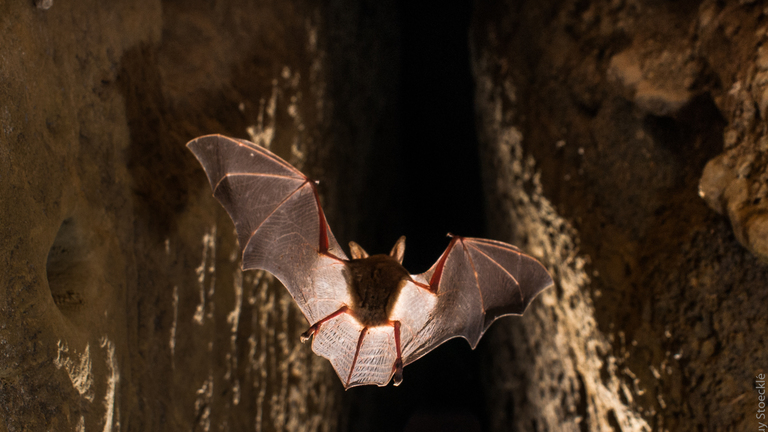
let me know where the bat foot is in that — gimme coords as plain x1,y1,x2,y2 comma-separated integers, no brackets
300,326,316,343
301,306,350,343
392,358,403,386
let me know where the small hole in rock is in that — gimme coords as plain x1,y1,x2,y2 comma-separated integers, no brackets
46,218,86,309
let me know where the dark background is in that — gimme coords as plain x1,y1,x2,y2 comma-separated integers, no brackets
343,1,488,431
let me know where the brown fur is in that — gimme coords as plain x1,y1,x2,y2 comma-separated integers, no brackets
345,255,410,326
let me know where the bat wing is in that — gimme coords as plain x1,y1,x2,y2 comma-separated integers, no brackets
188,136,552,388
392,236,554,367
187,135,350,325
307,236,553,388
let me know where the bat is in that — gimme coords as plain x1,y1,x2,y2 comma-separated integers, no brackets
187,134,554,389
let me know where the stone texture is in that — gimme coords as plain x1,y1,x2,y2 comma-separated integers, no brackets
0,0,391,429
471,1,768,431
5,0,768,430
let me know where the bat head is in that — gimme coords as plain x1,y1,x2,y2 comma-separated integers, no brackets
349,236,406,264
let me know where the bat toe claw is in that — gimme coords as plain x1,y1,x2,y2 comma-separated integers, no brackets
300,327,316,343
393,358,403,386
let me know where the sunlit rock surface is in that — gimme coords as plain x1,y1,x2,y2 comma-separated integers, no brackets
471,1,768,431
0,1,347,429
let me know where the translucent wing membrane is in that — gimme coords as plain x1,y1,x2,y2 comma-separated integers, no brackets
310,315,398,387
187,135,350,324
188,136,305,249
319,236,552,388
188,134,553,389
401,236,553,366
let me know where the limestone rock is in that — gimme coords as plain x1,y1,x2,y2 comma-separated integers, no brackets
0,1,351,429
471,1,768,431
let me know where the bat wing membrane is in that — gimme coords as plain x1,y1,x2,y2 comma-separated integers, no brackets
311,315,398,387
304,236,553,388
397,237,553,366
187,135,350,325
188,135,553,388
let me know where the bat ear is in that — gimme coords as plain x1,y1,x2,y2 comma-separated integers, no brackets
349,241,369,259
389,236,406,264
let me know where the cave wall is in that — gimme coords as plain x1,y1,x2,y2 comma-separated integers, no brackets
4,0,768,431
471,1,768,431
0,0,400,429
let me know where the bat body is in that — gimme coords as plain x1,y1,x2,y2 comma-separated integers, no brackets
187,134,554,389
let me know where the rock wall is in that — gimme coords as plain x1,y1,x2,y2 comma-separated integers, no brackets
0,0,401,429
472,1,768,431
4,0,767,431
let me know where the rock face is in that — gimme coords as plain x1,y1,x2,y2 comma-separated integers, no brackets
3,0,767,431
0,0,402,429
471,1,768,431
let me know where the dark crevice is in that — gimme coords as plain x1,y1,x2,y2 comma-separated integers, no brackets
642,93,726,176
606,409,622,432
575,372,589,432
342,1,487,431
396,0,485,274
46,217,86,311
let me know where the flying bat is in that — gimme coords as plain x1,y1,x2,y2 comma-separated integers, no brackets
187,134,553,389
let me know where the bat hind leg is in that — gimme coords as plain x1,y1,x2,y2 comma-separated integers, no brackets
346,327,369,386
391,321,404,386
300,306,349,343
